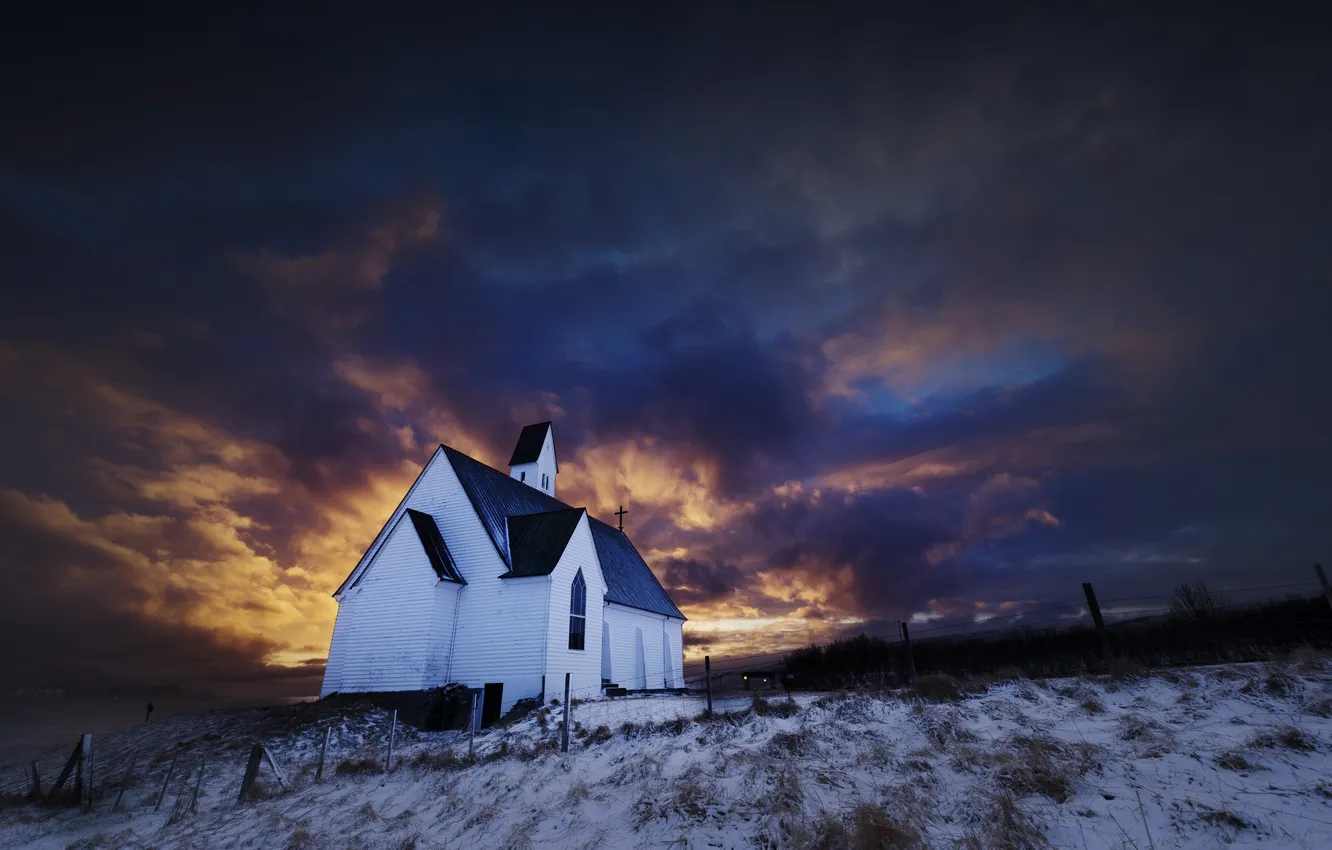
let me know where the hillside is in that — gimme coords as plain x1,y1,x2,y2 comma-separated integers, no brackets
3,661,1332,848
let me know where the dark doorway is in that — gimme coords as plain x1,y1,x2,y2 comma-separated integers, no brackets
481,683,503,727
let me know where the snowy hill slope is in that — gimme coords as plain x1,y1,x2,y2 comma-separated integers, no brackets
3,661,1332,849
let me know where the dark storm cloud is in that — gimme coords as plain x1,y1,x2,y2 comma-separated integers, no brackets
0,495,319,695
659,558,747,607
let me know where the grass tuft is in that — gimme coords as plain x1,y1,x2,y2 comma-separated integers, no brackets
335,757,384,776
1248,724,1317,752
806,801,925,849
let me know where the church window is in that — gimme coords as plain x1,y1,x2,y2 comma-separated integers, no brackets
569,569,586,650
520,471,526,482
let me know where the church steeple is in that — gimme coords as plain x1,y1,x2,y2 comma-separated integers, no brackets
508,421,557,496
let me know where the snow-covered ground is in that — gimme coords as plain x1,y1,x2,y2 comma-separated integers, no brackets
3,661,1332,848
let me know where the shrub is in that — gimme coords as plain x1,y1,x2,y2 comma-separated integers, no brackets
1170,580,1225,621
585,725,613,745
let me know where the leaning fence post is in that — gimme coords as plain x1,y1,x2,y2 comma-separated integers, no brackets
1084,581,1115,670
385,710,398,772
28,761,42,799
705,656,713,719
561,673,571,753
469,694,478,759
315,727,331,783
1315,564,1332,614
899,621,918,689
155,753,178,812
190,757,206,812
48,737,83,801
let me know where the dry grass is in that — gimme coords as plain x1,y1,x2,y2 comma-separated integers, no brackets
913,704,978,749
1303,697,1332,718
584,725,613,745
335,757,384,776
285,822,316,849
1200,808,1252,831
958,791,1049,849
993,736,1100,804
753,695,802,717
802,801,925,849
915,674,964,702
410,749,473,771
1248,724,1318,752
1215,749,1259,771
768,729,815,758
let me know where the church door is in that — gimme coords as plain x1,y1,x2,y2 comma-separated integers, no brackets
634,627,647,690
481,683,503,728
601,621,612,682
662,633,673,688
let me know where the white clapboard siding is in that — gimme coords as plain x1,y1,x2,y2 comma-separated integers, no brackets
424,581,462,685
423,455,550,714
542,513,606,703
325,514,441,693
603,603,684,690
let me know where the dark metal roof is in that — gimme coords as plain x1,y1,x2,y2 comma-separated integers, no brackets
440,444,685,619
442,445,568,567
406,509,465,584
589,517,686,620
504,508,586,578
507,421,557,470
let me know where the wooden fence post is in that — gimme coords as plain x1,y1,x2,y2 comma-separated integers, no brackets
261,746,287,790
1083,582,1114,670
237,745,263,804
385,710,398,773
561,673,571,753
155,754,178,811
190,757,206,813
899,621,918,689
79,734,93,811
48,737,83,802
28,761,41,799
469,694,478,760
1315,564,1332,614
704,656,713,719
315,727,331,783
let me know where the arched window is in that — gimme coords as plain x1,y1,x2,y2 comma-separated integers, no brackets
568,569,587,651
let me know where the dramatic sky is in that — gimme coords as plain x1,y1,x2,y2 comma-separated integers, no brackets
2,6,1328,697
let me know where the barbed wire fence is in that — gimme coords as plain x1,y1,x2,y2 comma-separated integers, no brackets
4,568,1331,816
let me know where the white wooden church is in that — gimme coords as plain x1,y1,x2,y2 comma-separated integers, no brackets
320,422,686,723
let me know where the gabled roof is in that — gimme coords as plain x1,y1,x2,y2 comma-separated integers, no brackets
589,518,686,620
406,509,465,583
504,508,585,578
507,421,557,470
443,445,566,567
440,443,685,620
